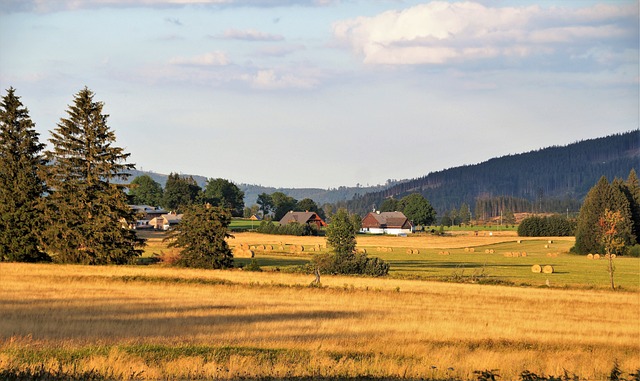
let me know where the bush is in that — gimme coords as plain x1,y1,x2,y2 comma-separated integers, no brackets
518,215,575,237
627,244,640,258
257,221,318,236
312,252,389,277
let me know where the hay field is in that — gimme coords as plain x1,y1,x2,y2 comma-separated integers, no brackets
1,263,639,380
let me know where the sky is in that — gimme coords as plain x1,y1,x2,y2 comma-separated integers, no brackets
0,0,638,189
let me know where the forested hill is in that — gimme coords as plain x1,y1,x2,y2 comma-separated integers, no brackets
346,131,640,217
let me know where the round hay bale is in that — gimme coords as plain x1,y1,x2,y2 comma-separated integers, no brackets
241,243,249,250
531,264,542,273
546,253,552,257
266,245,273,251
542,265,554,274
257,245,265,251
298,245,305,252
412,249,420,254
594,254,601,260
489,249,495,254
611,254,616,259
289,246,297,253
605,253,610,259
250,245,256,250
548,240,553,244
521,251,527,257
443,251,449,255
517,240,522,244
464,247,470,252
512,252,520,257
278,246,285,251
587,253,593,259
544,245,549,249
469,248,475,253
484,249,490,253
504,252,512,257
387,247,393,252
407,249,413,254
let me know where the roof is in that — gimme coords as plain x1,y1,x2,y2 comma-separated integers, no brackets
161,213,183,224
362,211,412,229
279,211,326,226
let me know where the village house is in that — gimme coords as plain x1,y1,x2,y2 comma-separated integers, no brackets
279,211,327,229
129,205,168,229
360,211,414,235
149,211,183,230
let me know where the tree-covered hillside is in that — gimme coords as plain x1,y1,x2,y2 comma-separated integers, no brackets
346,131,639,218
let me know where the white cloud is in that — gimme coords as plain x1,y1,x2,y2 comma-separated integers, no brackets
220,28,284,41
332,1,638,66
248,68,321,90
169,51,229,66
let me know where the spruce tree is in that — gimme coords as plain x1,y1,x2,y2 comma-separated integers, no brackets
43,87,142,264
623,169,640,244
0,88,49,262
573,176,612,254
167,204,234,269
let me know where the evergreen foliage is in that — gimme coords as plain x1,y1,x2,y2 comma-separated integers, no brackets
0,87,49,262
162,173,201,212
167,204,233,269
129,174,163,206
325,208,358,255
43,87,142,264
202,178,244,217
271,191,297,221
517,215,575,237
347,131,639,216
573,174,638,254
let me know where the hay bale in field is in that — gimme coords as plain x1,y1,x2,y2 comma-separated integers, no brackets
546,253,552,257
298,245,305,252
257,245,265,251
278,246,285,251
406,249,413,254
544,245,549,249
266,245,273,251
412,249,420,254
517,240,522,244
289,245,297,253
484,249,490,253
504,252,512,257
241,243,249,250
235,249,254,258
489,249,495,254
469,248,475,253
548,240,553,244
594,254,601,260
531,264,542,273
357,248,367,254
464,247,470,252
542,265,554,274
443,251,449,255
521,252,527,257
387,247,393,252
587,253,593,259
605,254,610,259
250,245,256,250
611,254,616,259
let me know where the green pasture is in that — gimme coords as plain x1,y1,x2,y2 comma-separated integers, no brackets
239,239,640,291
230,219,260,231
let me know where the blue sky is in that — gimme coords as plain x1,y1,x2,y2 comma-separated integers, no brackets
1,0,637,189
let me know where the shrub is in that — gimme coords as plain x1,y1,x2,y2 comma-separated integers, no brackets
257,221,318,236
627,244,640,258
518,215,575,237
312,252,389,277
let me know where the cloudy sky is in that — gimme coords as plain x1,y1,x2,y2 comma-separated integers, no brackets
1,0,637,189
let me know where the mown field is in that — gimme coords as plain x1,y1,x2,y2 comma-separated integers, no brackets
2,231,639,380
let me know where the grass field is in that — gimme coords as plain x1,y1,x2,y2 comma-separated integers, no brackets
2,232,639,380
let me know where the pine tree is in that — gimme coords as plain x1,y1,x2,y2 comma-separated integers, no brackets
167,204,234,269
129,174,163,206
162,173,201,212
623,169,640,244
0,88,49,262
43,87,142,264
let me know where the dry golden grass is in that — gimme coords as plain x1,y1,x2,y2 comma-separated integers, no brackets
1,262,639,380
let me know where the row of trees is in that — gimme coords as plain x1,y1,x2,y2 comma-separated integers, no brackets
129,173,245,216
257,192,325,221
517,215,575,237
0,87,142,264
572,172,640,255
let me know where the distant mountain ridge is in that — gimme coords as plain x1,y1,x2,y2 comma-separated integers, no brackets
129,131,638,214
346,130,639,216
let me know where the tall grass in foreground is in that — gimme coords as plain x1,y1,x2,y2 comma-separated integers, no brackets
1,263,638,380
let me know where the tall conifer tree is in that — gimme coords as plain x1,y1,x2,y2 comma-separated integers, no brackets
573,176,612,254
43,87,142,264
0,88,49,262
